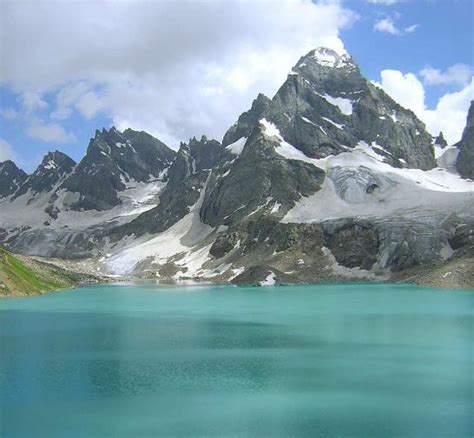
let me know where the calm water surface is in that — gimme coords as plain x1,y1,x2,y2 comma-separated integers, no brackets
0,283,472,438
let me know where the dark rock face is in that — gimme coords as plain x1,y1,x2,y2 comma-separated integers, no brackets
222,93,271,147
262,48,435,169
456,101,474,179
111,136,224,239
0,161,27,197
200,131,326,227
210,232,240,258
434,132,448,148
324,221,379,270
199,47,435,229
449,223,474,251
14,151,76,199
59,127,175,211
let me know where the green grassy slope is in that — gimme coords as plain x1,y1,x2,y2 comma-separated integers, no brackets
0,247,84,297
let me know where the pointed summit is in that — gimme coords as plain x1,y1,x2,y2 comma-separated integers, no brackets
222,93,271,147
38,150,76,174
434,132,448,148
302,47,355,70
59,127,175,211
0,160,27,197
13,151,75,198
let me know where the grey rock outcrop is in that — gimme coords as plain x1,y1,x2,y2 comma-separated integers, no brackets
59,127,175,211
456,101,474,179
13,151,76,199
112,136,224,239
222,93,271,147
200,130,325,227
199,47,435,228
261,47,435,169
434,132,448,148
0,161,27,197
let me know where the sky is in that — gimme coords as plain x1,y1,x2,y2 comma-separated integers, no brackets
0,0,472,172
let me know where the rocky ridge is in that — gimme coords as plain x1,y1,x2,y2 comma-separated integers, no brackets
0,47,473,288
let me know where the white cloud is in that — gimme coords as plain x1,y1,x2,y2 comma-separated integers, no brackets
404,24,419,33
378,70,426,115
420,64,473,87
21,92,47,111
76,91,104,120
423,79,474,144
51,82,91,119
0,0,356,148
377,69,474,144
26,121,76,143
374,17,418,36
0,108,19,121
0,139,14,162
374,17,401,35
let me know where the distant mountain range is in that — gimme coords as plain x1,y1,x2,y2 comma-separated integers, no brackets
1,47,473,287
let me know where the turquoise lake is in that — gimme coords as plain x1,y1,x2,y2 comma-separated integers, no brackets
0,283,472,437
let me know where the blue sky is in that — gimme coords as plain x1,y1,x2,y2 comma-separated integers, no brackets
343,0,473,106
0,0,472,172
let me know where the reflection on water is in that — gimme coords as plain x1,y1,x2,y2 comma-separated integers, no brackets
0,283,473,437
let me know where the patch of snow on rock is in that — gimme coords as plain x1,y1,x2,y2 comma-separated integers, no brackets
321,117,345,130
320,94,353,115
271,202,282,214
226,137,247,156
310,47,352,69
301,116,318,127
261,272,276,286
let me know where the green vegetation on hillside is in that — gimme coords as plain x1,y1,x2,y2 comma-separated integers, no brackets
0,247,81,297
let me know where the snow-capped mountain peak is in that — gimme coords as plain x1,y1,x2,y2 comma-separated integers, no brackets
306,46,354,69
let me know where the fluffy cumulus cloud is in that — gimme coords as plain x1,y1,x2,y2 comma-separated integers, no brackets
377,69,474,144
0,0,356,148
378,70,426,116
0,139,14,161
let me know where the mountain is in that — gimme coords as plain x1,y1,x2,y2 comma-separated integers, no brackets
58,127,175,211
0,47,473,288
111,135,226,239
13,150,76,199
0,160,27,197
456,100,474,179
0,128,175,259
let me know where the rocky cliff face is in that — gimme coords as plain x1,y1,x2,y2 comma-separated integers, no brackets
1,47,472,287
256,48,435,169
0,161,27,197
456,101,474,179
112,135,225,239
59,127,175,211
200,47,436,227
13,151,76,199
